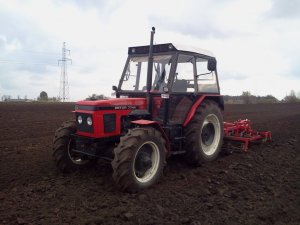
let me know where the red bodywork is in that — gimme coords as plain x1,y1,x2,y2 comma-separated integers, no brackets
75,96,271,152
183,94,222,127
131,119,171,153
224,119,272,151
183,95,205,127
75,95,220,138
75,98,146,138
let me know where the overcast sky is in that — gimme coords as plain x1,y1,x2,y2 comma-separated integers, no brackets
0,0,299,101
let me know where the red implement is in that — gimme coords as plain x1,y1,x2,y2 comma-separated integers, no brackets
223,119,272,152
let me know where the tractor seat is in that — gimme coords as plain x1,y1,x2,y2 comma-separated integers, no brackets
173,79,188,92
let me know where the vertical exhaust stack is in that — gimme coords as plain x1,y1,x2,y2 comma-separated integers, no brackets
146,27,155,114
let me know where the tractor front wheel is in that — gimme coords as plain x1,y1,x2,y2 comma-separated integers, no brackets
184,100,223,166
52,121,97,173
112,127,166,193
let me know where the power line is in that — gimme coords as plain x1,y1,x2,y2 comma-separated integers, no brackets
13,50,60,55
58,42,72,102
0,59,57,66
0,59,87,68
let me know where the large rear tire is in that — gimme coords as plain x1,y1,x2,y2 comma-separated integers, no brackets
112,127,166,193
52,121,97,173
184,100,223,166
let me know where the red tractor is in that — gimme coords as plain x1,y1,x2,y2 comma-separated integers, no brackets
53,27,225,192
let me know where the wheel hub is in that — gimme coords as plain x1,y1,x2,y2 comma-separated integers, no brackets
201,123,215,146
135,151,153,177
133,141,161,183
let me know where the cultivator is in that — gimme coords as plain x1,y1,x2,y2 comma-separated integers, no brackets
223,119,272,152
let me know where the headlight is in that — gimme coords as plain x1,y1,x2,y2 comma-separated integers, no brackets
87,116,93,126
77,115,83,124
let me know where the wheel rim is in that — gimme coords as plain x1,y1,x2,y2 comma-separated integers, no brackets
133,141,160,183
200,114,221,156
67,139,90,165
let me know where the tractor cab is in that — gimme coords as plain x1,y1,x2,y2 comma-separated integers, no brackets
118,43,219,94
116,43,222,125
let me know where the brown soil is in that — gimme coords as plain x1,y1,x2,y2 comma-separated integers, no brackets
0,102,299,225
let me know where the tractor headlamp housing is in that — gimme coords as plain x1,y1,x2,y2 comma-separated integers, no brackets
76,113,93,133
77,115,83,124
87,116,93,126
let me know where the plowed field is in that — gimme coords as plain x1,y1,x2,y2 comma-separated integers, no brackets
0,102,299,225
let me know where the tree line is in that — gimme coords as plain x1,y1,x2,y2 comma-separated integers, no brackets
2,90,300,104
224,90,300,104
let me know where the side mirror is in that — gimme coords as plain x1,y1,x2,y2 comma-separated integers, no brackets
112,85,118,91
207,58,217,71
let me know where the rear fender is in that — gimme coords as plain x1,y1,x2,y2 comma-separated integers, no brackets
131,120,170,155
183,95,223,127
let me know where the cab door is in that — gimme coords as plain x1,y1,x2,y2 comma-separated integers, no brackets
168,53,196,124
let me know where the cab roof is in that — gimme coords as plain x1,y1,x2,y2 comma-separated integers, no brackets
128,43,214,58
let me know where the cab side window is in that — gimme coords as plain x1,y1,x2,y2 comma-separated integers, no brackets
172,54,195,92
196,58,218,93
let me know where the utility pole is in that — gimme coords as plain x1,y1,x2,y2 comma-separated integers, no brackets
58,42,72,102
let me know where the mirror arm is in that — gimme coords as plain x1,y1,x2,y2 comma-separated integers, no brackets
196,72,212,77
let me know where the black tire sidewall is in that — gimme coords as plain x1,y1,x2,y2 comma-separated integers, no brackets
130,134,165,189
53,121,96,172
112,127,166,192
184,101,224,166
196,104,223,161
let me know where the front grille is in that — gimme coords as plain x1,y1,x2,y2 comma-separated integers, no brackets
103,114,116,133
76,113,94,133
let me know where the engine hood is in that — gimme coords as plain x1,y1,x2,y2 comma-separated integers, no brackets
75,98,147,111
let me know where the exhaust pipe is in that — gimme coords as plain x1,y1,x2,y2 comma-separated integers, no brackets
146,27,155,114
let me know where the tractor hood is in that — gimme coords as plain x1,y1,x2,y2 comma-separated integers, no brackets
75,98,147,111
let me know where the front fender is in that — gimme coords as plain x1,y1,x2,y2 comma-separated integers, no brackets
131,120,170,154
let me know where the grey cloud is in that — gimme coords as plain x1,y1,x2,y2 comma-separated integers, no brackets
58,0,124,16
288,64,300,79
150,15,231,39
63,0,108,9
1,51,59,75
0,73,24,91
74,66,96,75
0,9,60,75
219,72,247,81
153,16,231,38
149,0,247,40
267,0,300,19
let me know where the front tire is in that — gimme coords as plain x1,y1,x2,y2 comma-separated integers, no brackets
184,100,223,166
52,121,97,173
112,127,166,193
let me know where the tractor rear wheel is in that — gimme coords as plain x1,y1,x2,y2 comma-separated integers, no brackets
112,127,166,193
52,121,97,173
184,100,223,166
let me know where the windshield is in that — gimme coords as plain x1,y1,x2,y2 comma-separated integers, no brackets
120,54,173,92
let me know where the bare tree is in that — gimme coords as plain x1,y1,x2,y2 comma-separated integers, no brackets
241,91,252,104
38,91,48,101
86,94,107,100
283,90,299,103
1,95,11,101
